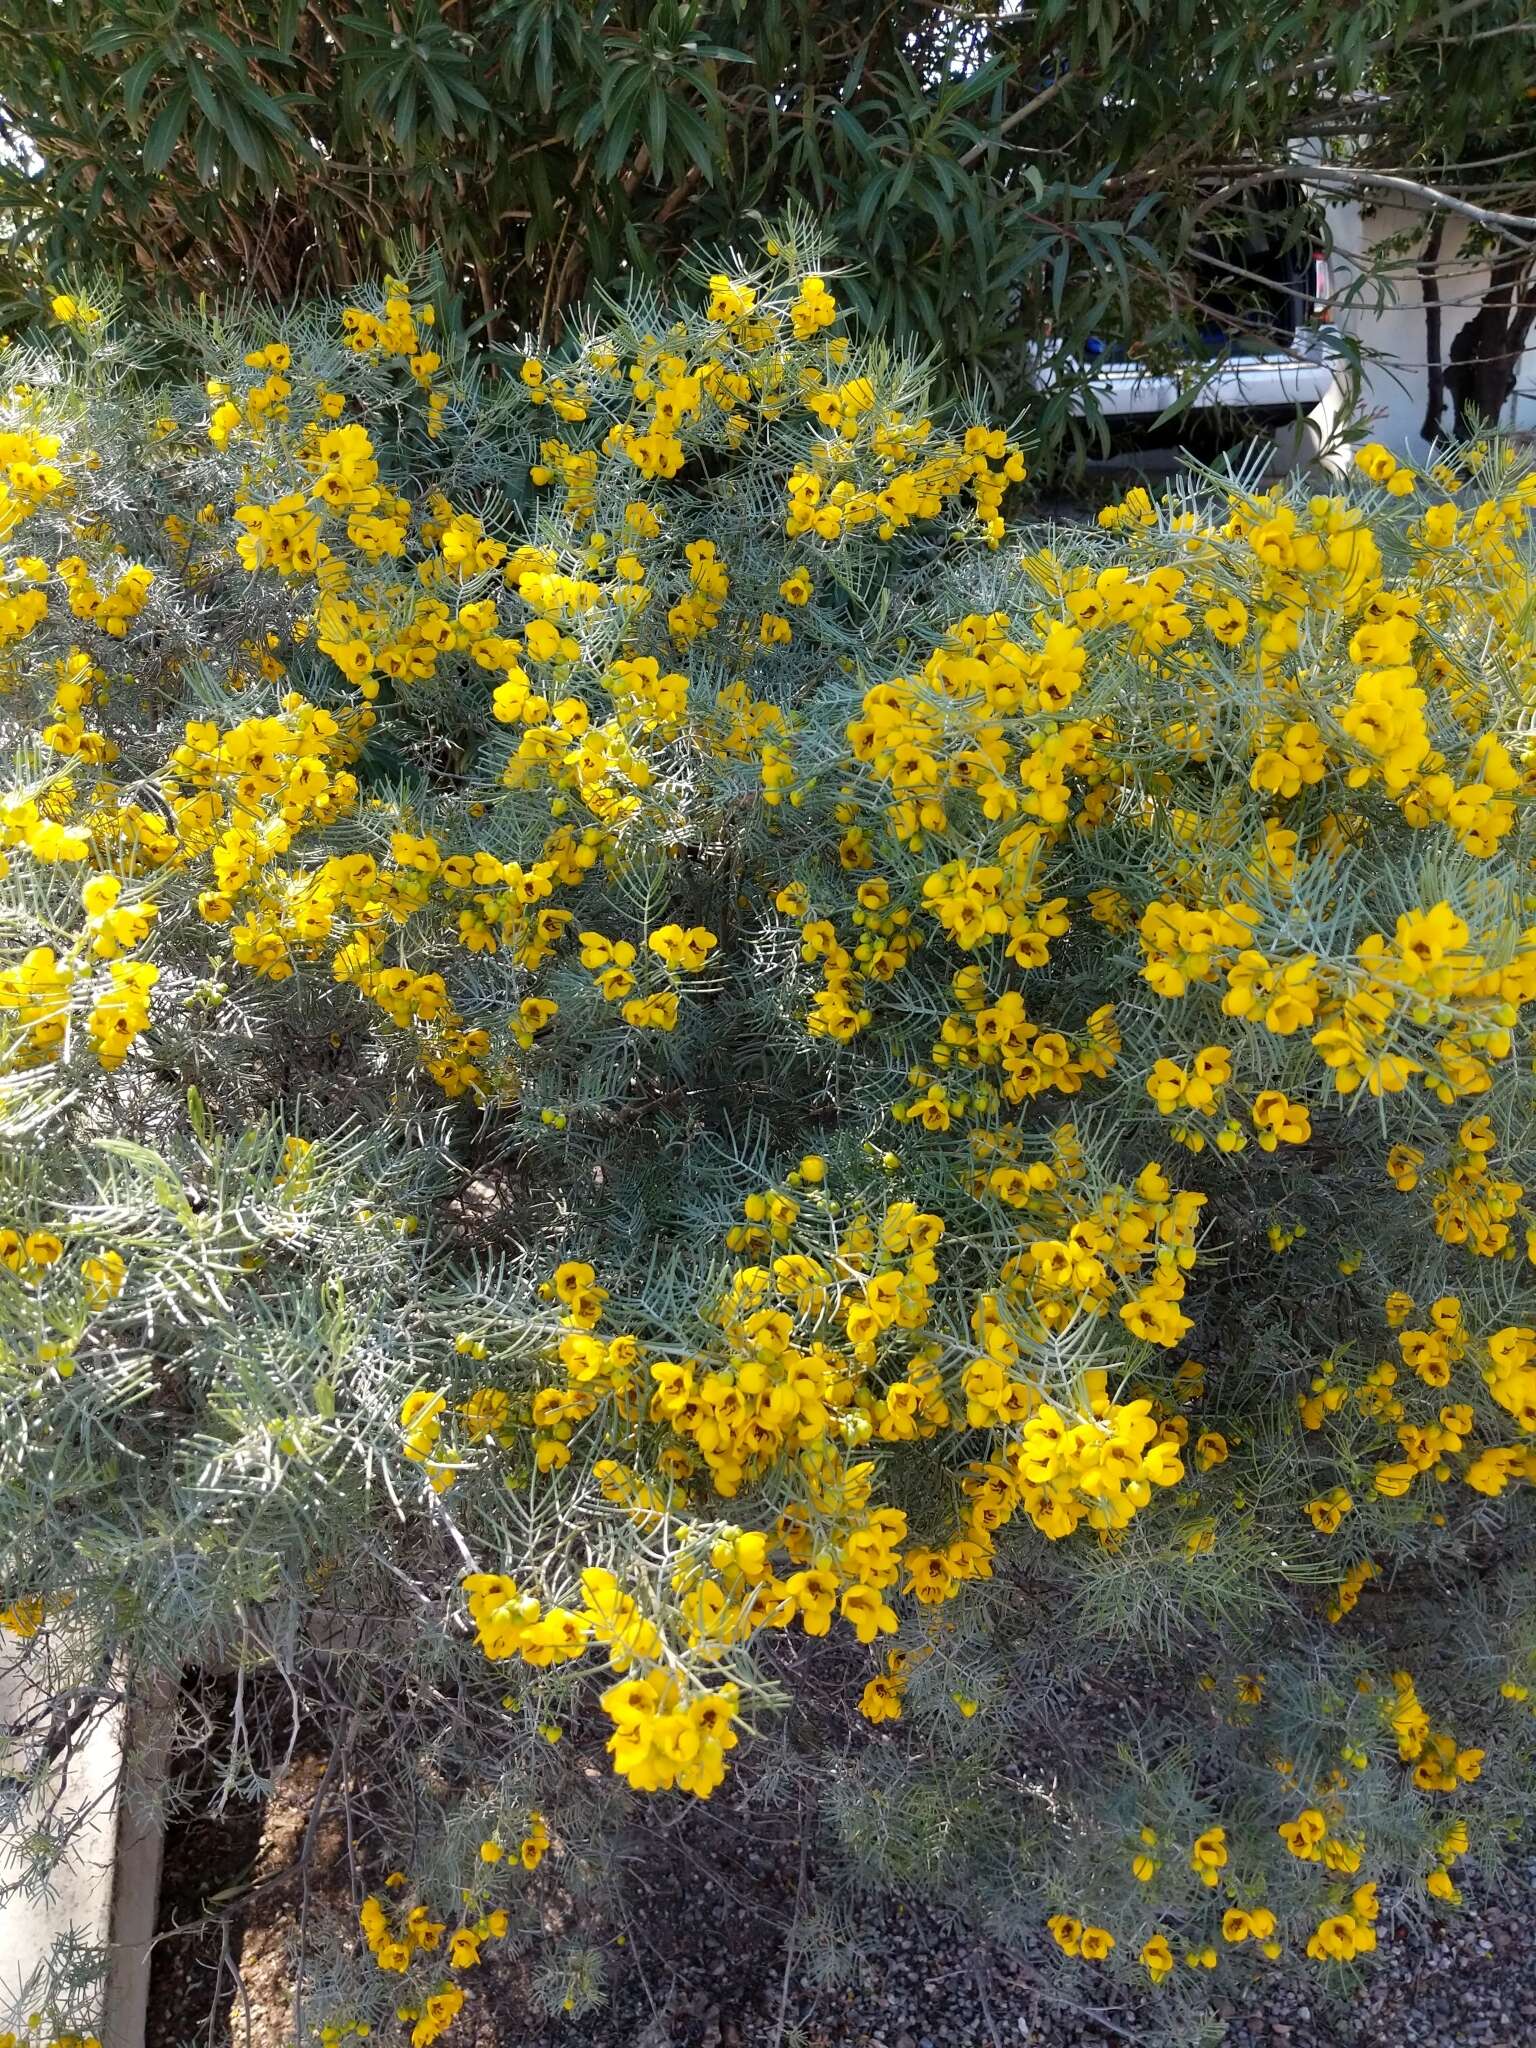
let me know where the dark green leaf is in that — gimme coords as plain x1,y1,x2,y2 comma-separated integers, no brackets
142,86,190,175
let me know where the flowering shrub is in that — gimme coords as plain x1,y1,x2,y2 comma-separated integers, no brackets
2,242,1535,2041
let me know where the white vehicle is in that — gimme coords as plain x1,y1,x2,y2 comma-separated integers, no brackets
1042,184,1346,467
1081,326,1339,442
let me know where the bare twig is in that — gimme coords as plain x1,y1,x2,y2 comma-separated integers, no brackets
771,1817,809,2048
971,1951,1003,2048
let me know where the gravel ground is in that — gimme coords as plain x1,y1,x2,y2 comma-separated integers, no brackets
570,1844,1536,2048
155,1762,1536,2048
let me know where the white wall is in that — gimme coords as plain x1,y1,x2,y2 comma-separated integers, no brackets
1315,196,1536,459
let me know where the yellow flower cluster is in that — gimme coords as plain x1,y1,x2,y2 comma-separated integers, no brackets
0,2036,100,2048
1297,1293,1536,1520
1384,1671,1485,1792
358,1880,512,2045
443,1163,1196,1800
0,422,68,537
478,1811,547,1870
461,1566,740,1795
57,556,153,637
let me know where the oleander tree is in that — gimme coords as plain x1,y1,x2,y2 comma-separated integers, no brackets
0,236,1534,2045
4,2,1536,467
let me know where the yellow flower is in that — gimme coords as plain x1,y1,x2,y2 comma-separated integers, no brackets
80,1248,126,1306
1190,1826,1227,1886
52,292,103,328
1195,1431,1228,1472
1222,1906,1276,1943
1046,1913,1081,1956
1140,1933,1174,1982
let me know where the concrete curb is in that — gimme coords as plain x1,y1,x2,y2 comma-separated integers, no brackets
102,1681,174,2048
0,1657,169,2048
0,1652,121,2022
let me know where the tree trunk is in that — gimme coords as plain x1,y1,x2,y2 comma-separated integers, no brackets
1446,245,1535,437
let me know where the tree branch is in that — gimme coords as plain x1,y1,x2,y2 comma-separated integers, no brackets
1292,164,1536,244
959,65,1079,170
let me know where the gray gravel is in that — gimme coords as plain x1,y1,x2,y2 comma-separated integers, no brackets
162,1734,1536,2048
541,1834,1536,2048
